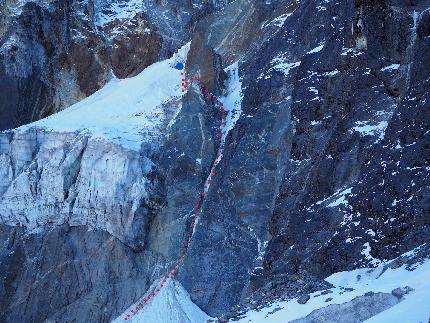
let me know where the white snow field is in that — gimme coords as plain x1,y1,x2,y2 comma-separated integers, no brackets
237,246,430,323
112,279,213,323
19,43,191,151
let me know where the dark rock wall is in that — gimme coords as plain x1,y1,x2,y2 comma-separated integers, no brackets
1,1,109,130
0,224,157,322
173,0,430,317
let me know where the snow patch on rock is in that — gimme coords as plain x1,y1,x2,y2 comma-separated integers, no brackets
307,43,325,54
381,64,400,72
261,53,301,79
315,187,352,208
220,62,243,142
94,0,143,26
350,120,389,142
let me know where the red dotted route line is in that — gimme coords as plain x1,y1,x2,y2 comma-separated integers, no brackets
123,70,227,321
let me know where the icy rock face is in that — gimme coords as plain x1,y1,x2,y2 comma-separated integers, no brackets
0,40,222,321
171,0,430,318
200,0,430,311
0,129,162,250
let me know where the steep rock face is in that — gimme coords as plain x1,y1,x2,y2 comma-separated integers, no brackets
0,0,429,322
0,1,111,130
263,0,427,310
0,224,159,322
173,0,430,317
103,13,161,79
347,5,430,261
177,1,279,315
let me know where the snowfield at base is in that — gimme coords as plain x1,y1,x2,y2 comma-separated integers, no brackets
113,280,213,323
237,248,430,322
18,43,191,151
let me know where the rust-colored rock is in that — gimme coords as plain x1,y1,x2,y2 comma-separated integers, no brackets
105,13,162,79
69,38,109,97
186,29,227,95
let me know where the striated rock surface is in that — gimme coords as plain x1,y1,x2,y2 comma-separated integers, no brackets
0,224,160,322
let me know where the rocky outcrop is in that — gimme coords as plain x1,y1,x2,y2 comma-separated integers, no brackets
174,0,430,318
228,0,430,310
0,1,111,130
104,13,162,79
290,292,400,323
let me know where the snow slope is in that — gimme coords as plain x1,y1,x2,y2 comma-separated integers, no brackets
237,246,430,322
19,43,190,151
113,279,213,323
